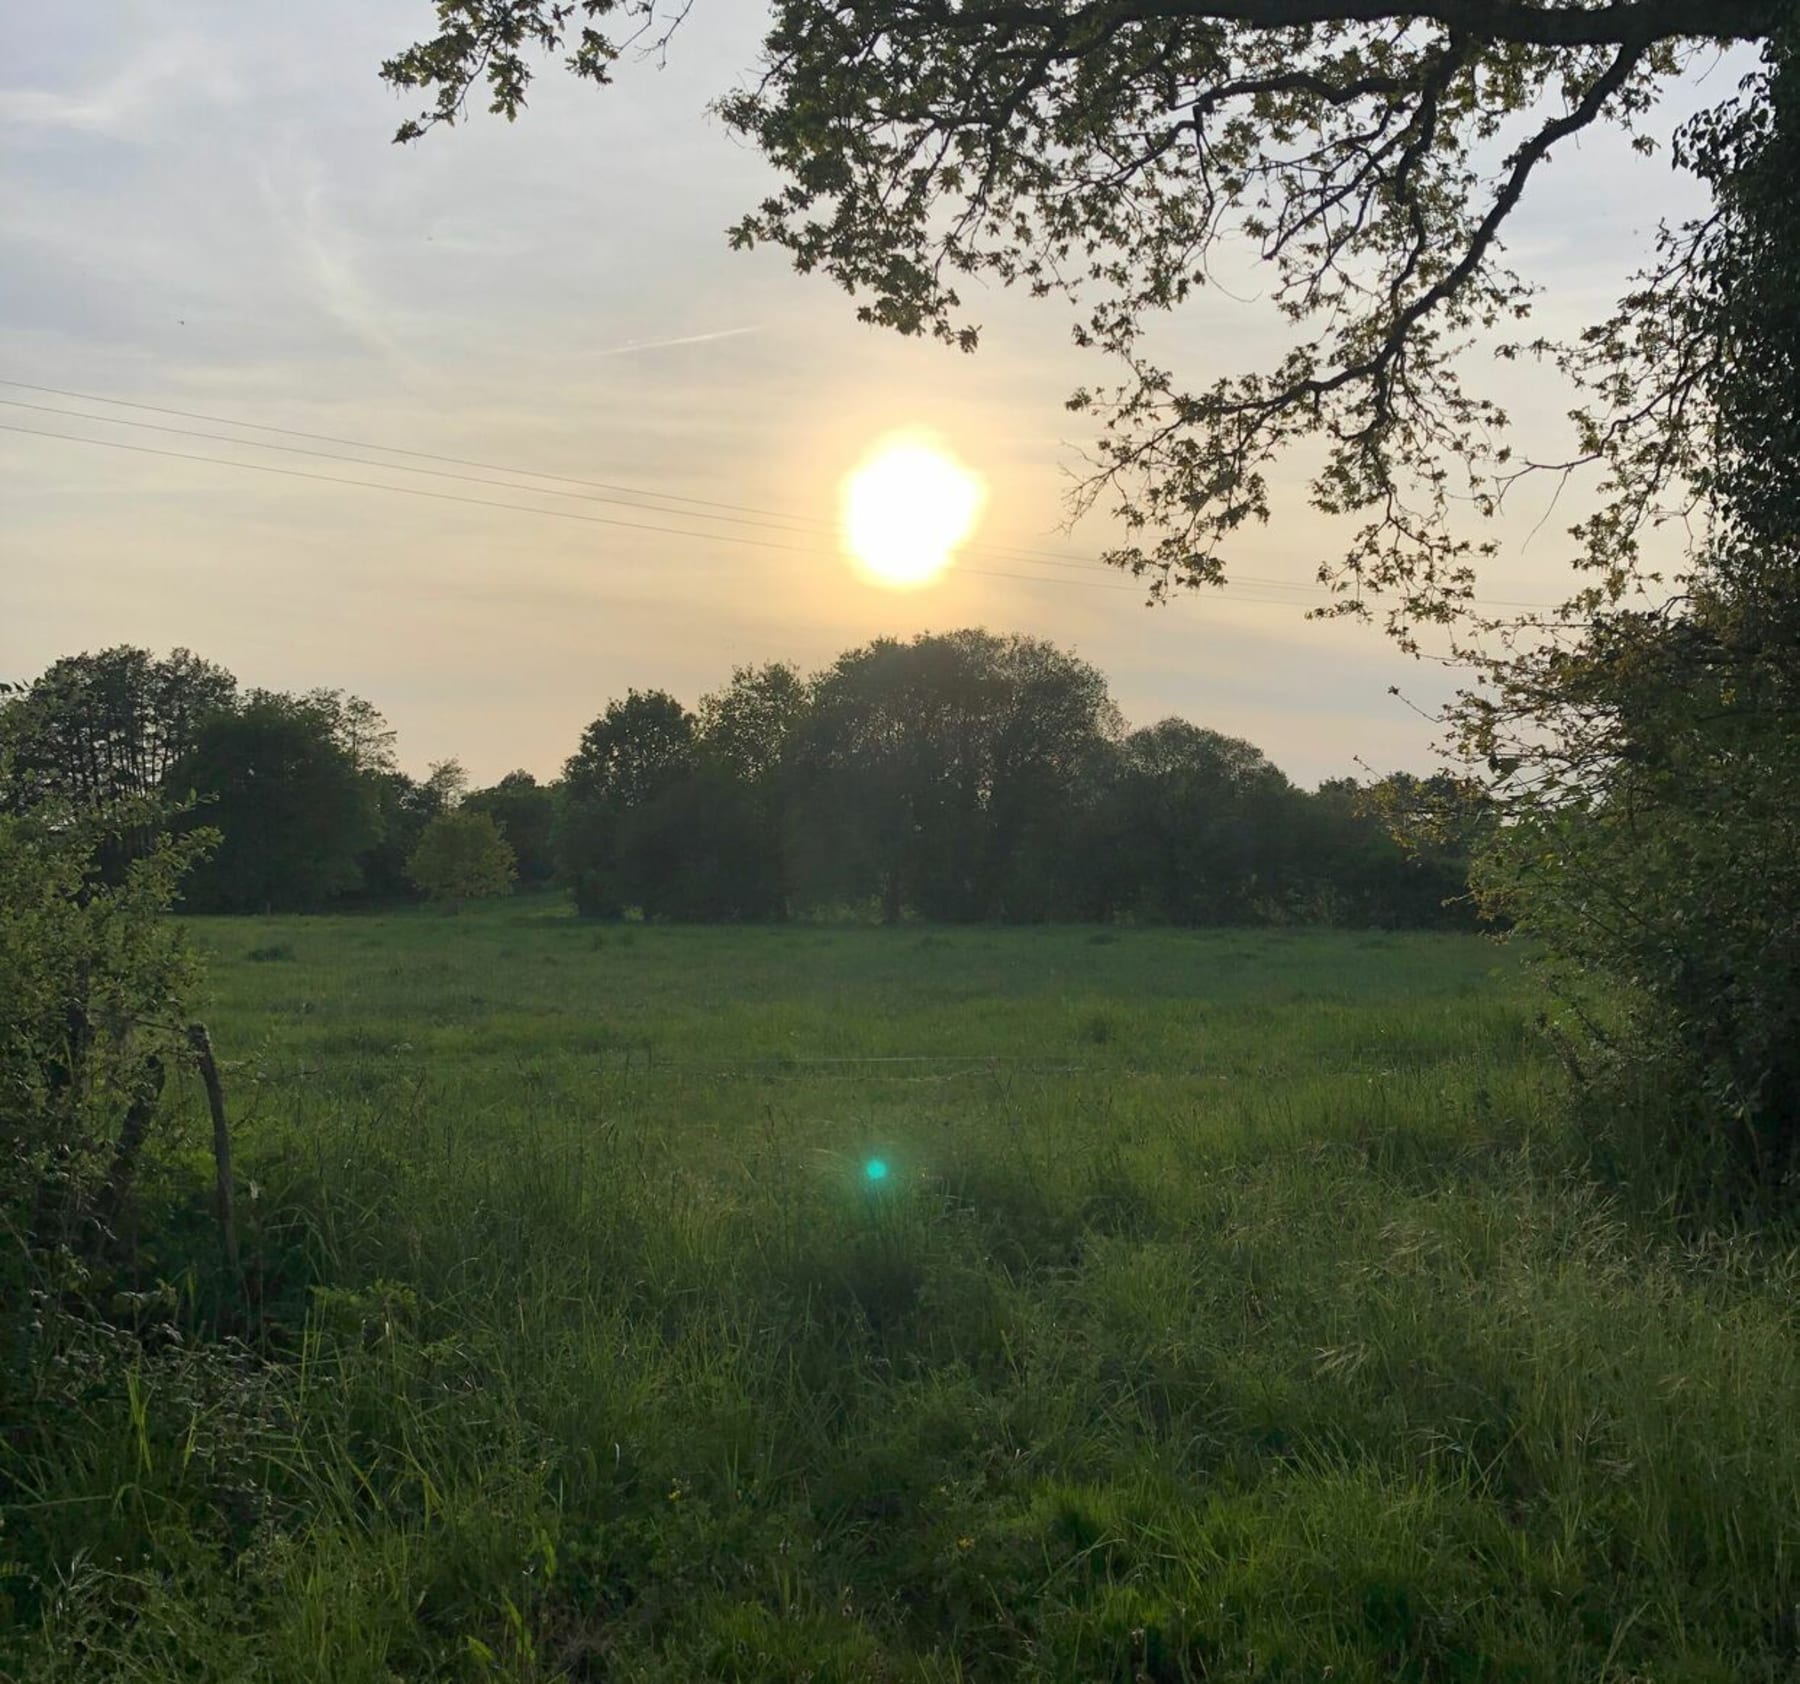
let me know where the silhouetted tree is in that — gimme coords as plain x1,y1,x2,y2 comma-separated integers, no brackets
698,663,808,787
617,768,785,921
302,688,400,776
173,693,379,912
387,0,1782,623
1300,775,1480,929
0,647,237,817
1,802,211,1273
558,690,697,917
387,4,1800,1206
790,631,1115,922
8,636,1498,931
1472,27,1800,1192
356,759,467,903
1089,722,1306,925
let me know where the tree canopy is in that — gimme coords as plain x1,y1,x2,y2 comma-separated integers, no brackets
386,0,1784,626
1,638,1486,930
408,807,518,906
463,770,558,883
0,646,236,815
173,693,381,913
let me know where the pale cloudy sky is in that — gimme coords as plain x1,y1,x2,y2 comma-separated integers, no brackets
1,2,1742,786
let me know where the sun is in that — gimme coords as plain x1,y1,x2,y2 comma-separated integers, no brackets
840,432,985,589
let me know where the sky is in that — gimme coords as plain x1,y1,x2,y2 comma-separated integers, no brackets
0,1,1748,788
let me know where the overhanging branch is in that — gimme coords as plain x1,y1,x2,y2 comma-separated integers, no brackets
935,0,1780,50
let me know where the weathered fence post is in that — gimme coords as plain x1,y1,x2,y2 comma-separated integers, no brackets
186,1023,241,1287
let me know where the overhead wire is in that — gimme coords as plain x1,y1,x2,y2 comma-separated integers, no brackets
0,422,1169,597
0,395,853,536
0,376,1570,614
0,379,1199,584
1,379,826,523
3,377,1113,568
0,391,1391,604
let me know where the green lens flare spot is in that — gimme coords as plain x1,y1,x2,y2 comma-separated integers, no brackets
863,1158,890,1183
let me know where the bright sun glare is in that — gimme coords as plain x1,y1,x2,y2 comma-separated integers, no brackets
841,433,985,589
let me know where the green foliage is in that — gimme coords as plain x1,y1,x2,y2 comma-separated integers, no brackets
0,646,237,815
789,631,1119,922
383,0,1782,614
1078,720,1307,924
0,805,210,1242
541,629,1468,928
462,770,556,885
7,638,1473,931
407,808,517,907
688,663,811,918
1475,602,1800,1197
698,662,808,788
558,688,697,919
562,688,695,812
356,762,462,902
1321,773,1491,932
298,687,400,776
615,766,785,922
10,909,1797,1679
172,692,380,913
378,4,1798,1211
1,650,411,914
550,786,623,922
1468,29,1800,1201
0,799,213,1500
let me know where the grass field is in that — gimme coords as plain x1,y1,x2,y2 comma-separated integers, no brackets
7,902,1798,1681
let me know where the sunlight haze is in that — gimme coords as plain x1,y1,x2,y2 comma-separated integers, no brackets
1,0,1743,785
841,433,986,590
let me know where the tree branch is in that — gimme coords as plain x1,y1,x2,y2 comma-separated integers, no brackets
949,0,1778,49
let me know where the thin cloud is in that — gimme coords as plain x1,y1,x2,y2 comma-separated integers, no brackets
0,33,240,136
254,155,400,360
592,326,762,357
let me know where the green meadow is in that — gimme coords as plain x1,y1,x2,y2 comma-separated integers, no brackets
7,904,1797,1681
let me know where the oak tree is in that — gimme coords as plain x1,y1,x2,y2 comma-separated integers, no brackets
385,0,1785,620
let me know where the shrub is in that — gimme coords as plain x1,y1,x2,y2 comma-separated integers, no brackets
0,802,211,1265
406,809,516,909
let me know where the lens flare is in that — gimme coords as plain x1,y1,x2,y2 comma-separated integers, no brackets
863,1158,890,1183
841,432,985,589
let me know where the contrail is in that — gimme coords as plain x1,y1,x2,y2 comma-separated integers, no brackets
593,326,760,357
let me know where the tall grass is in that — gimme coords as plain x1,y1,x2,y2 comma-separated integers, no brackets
3,903,1794,1680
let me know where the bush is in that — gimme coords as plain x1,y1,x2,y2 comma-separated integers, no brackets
406,809,516,908
0,802,211,1266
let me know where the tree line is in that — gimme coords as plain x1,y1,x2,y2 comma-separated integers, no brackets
0,633,1480,927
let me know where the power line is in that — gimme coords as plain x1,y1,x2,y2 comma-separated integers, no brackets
1,379,1189,583
0,395,852,537
0,378,824,523
5,387,1204,592
2,376,1099,571
0,377,1569,613
3,372,1562,608
1,392,1394,601
10,421,1415,612
1,422,1171,597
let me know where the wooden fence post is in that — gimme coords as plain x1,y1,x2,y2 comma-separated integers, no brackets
186,1023,241,1288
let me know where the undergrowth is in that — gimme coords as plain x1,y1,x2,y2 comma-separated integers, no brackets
3,909,1794,1680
